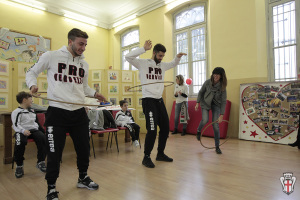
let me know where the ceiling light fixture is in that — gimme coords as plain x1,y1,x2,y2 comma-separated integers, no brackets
64,12,98,27
10,0,46,11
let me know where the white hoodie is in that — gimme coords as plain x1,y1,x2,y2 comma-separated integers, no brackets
125,47,181,99
26,46,95,111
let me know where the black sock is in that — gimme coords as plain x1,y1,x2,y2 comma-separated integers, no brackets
144,154,150,158
79,171,87,180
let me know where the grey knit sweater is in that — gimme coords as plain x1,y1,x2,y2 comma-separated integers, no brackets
196,79,227,115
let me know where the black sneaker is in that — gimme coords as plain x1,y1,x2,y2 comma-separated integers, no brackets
77,175,99,190
142,156,155,168
15,165,24,178
156,153,173,162
46,189,59,200
288,141,299,147
181,129,186,136
36,161,47,173
196,132,201,141
216,147,222,154
172,129,178,135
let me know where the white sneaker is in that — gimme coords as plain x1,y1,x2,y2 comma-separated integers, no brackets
133,140,139,147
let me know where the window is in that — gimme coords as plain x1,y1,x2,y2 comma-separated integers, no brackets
121,29,139,70
174,4,207,95
268,0,299,81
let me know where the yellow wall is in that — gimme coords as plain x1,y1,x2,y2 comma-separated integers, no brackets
0,0,271,140
0,1,109,70
110,0,269,138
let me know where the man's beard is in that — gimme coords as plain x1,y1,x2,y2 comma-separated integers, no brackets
71,44,80,57
154,54,161,64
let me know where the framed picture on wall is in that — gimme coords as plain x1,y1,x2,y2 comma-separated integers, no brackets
92,70,101,81
39,95,49,106
0,60,9,76
0,77,9,92
122,71,132,82
122,96,133,106
38,79,48,92
18,79,29,92
0,93,9,109
108,83,119,95
108,96,119,106
137,109,145,120
92,82,101,93
18,63,32,77
40,69,47,78
108,70,119,82
137,96,143,107
122,84,133,95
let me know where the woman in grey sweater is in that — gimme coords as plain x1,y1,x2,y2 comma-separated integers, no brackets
195,67,227,154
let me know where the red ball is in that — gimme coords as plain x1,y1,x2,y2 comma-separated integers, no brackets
186,78,192,85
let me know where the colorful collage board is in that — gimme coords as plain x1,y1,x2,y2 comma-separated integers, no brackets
239,81,300,144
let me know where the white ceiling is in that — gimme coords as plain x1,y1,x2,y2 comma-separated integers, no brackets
13,0,174,29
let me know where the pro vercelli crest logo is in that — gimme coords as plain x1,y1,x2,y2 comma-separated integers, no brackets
280,172,296,195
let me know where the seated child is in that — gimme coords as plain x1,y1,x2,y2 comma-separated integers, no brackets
115,100,140,147
11,91,47,178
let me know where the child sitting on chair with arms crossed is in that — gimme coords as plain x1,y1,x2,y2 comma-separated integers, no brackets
11,91,47,178
115,100,140,147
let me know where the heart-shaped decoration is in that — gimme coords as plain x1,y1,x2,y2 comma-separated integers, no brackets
241,82,300,141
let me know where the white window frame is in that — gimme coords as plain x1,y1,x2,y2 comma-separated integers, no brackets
121,29,140,70
173,3,208,96
267,0,300,81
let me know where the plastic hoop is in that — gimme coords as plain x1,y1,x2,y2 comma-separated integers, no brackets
199,120,230,149
32,94,112,107
127,81,174,92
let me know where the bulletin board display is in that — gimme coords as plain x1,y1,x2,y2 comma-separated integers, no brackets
0,28,51,63
239,81,300,144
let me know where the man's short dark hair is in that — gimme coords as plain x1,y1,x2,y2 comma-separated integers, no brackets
68,28,88,41
16,91,32,104
119,100,128,107
153,43,166,53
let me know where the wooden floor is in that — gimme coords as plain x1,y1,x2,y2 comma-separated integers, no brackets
0,132,300,200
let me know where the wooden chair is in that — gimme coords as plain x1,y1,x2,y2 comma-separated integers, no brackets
90,128,120,157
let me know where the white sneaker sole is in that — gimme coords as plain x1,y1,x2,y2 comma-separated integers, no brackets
77,183,99,190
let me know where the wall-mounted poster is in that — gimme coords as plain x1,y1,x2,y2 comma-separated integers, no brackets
137,109,145,120
239,81,300,144
108,83,119,94
92,70,101,81
122,71,132,82
108,70,119,82
122,96,133,106
109,96,119,106
92,83,101,93
0,60,9,76
0,28,51,63
0,93,9,108
18,63,32,77
122,84,133,95
38,79,48,92
0,77,9,92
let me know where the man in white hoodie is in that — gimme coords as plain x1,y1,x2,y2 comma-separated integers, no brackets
26,28,106,200
125,40,186,168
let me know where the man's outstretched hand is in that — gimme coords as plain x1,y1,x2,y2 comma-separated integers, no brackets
177,52,187,58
